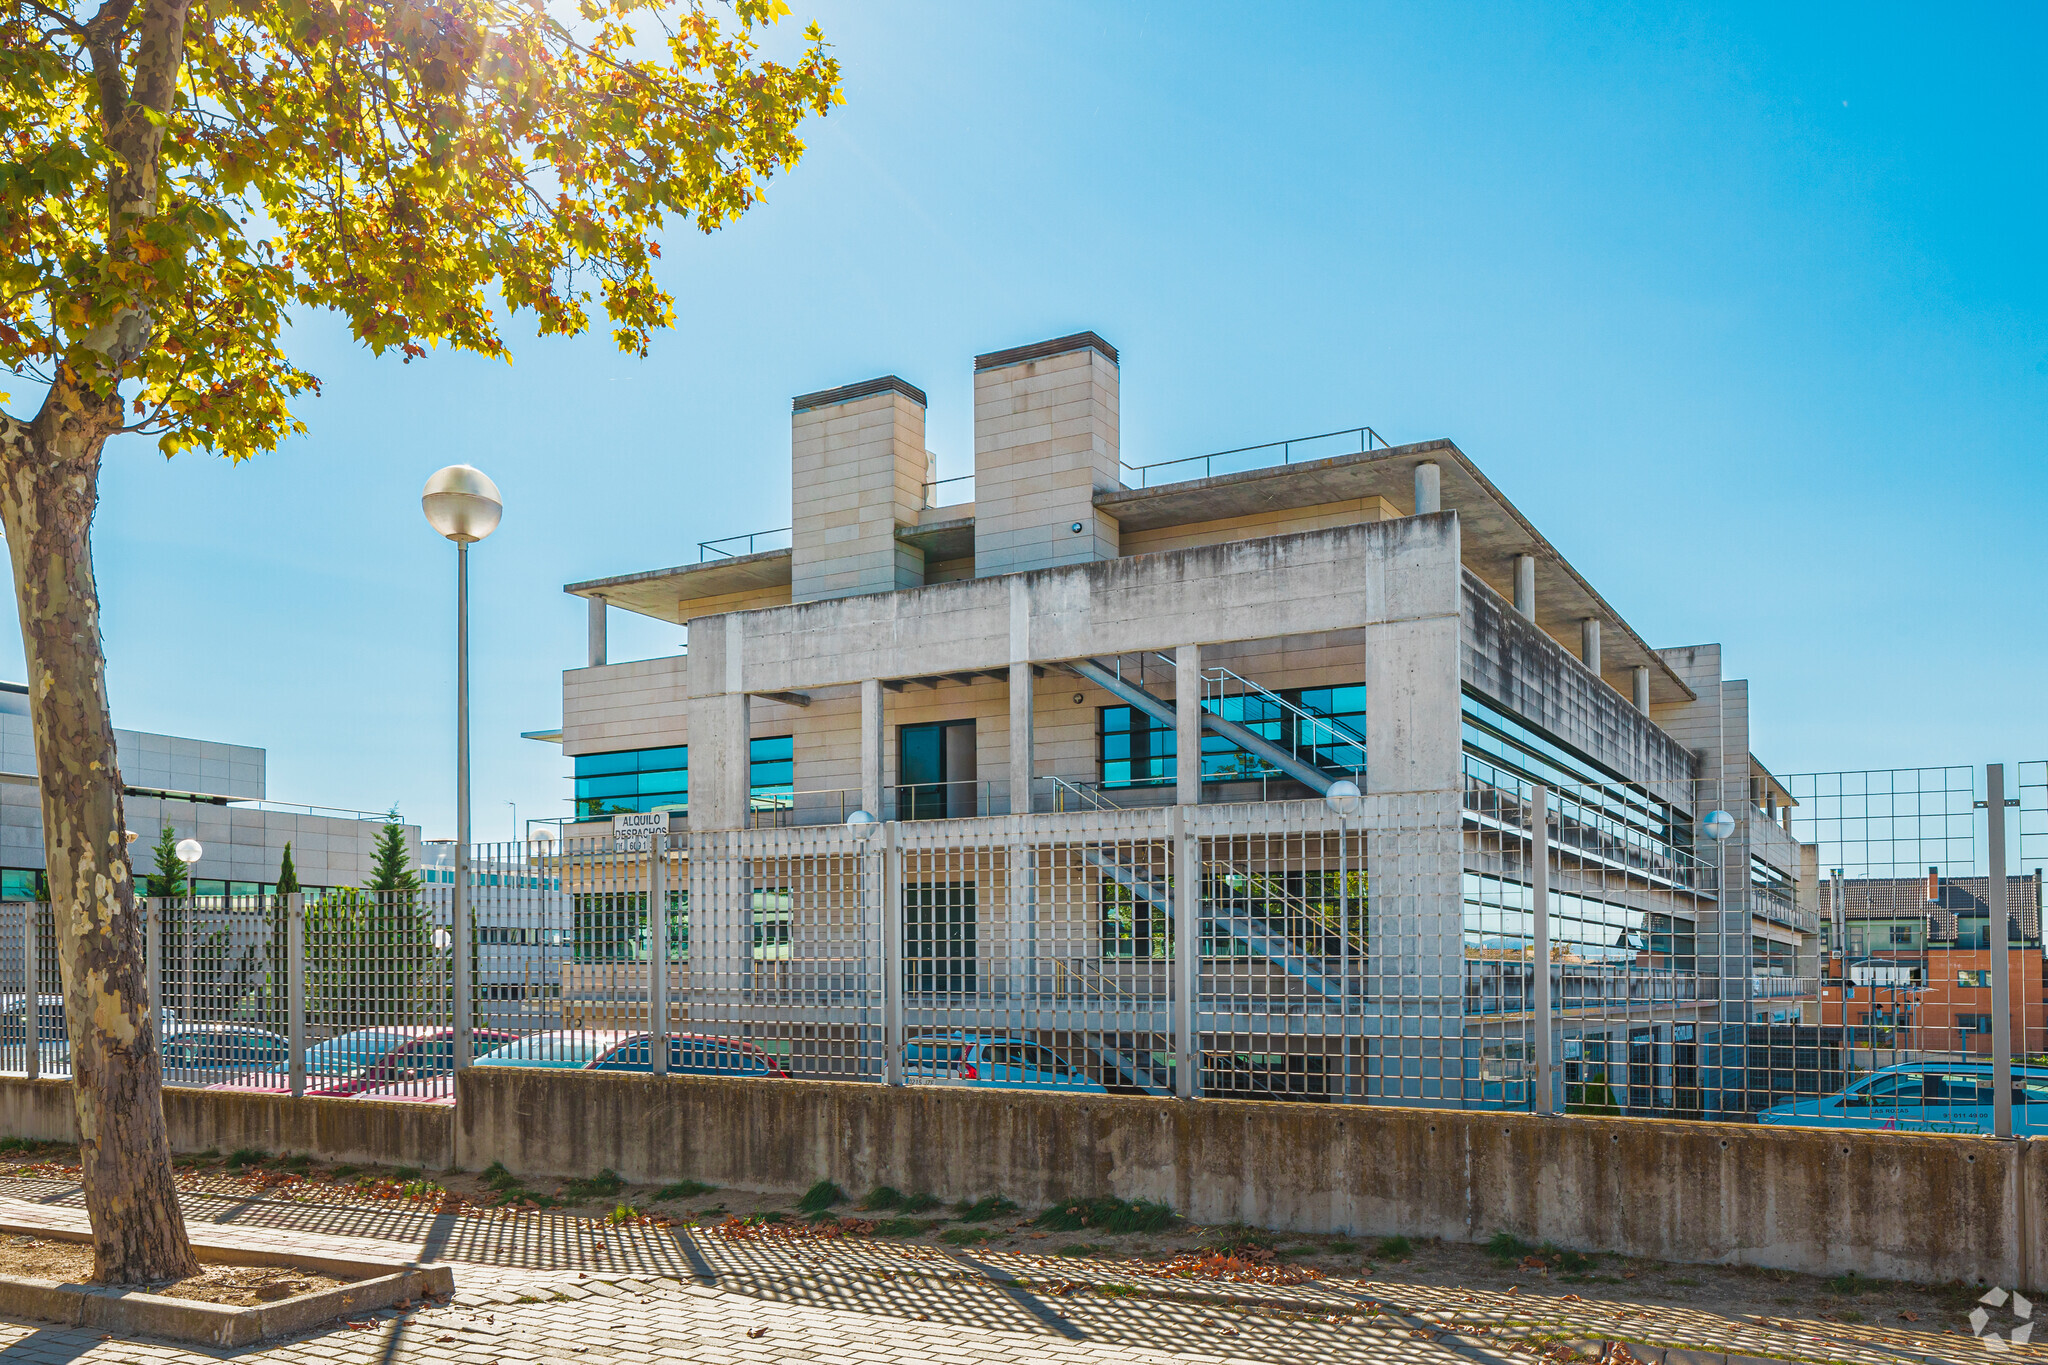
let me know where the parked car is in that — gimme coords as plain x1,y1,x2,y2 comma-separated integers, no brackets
368,1031,787,1105
159,1024,291,1086
1757,1061,2048,1135
470,1029,638,1072
590,1034,789,1078
901,1033,1105,1093
0,995,183,1048
207,1026,516,1098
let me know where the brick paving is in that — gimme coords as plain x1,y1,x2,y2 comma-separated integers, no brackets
0,1177,2031,1365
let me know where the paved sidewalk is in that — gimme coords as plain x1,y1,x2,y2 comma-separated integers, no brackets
0,1177,2028,1365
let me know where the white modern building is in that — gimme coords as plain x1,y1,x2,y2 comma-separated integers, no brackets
543,332,1821,1110
0,682,408,898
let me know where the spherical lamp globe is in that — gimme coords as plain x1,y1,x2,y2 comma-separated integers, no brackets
421,465,503,543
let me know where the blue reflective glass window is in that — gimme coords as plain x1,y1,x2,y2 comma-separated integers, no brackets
575,751,638,777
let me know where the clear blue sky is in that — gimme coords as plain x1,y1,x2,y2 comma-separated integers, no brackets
36,3,2048,841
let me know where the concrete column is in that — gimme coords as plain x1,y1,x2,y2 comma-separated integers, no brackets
684,692,751,829
1413,461,1441,516
1513,555,1536,619
860,679,884,819
1007,576,1033,816
1632,665,1651,713
587,596,608,668
1175,644,1202,806
1580,617,1601,676
1008,662,1033,816
684,615,752,830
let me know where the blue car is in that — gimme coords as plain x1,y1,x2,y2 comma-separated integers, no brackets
1758,1061,2048,1135
901,1033,1106,1093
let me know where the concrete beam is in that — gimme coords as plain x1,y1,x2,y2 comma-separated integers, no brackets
695,516,1464,696
1175,645,1202,806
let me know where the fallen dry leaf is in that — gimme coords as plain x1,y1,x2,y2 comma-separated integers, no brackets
746,1327,769,1339
1900,1311,1920,1322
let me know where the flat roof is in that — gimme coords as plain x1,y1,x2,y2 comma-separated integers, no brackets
565,548,792,623
1098,438,1692,703
564,436,1697,702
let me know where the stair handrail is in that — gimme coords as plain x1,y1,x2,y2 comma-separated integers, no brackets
1198,663,1366,775
1047,775,1119,813
1204,857,1367,956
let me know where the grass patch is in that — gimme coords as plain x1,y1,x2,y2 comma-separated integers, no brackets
331,1164,360,1177
953,1195,1020,1223
796,1180,846,1214
859,1186,904,1211
390,1165,424,1182
1544,1244,1597,1273
1374,1235,1412,1260
275,1153,312,1171
1826,1271,1878,1296
1032,1196,1174,1235
897,1191,941,1213
939,1226,996,1245
560,1169,625,1202
1328,1241,1358,1255
1056,1243,1108,1258
225,1147,269,1170
608,1204,643,1224
872,1217,938,1238
1487,1232,1534,1263
656,1180,716,1202
480,1162,518,1191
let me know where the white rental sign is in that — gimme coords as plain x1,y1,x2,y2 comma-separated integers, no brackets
612,810,672,852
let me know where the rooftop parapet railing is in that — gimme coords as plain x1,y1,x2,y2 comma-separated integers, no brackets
1119,425,1391,489
698,525,791,562
920,473,973,509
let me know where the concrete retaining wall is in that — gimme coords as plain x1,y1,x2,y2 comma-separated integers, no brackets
456,1068,2043,1292
0,1079,451,1169
2,1070,2036,1292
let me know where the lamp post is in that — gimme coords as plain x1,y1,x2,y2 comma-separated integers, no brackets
423,464,502,1070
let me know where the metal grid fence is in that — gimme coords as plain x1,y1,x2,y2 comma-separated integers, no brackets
0,765,2033,1131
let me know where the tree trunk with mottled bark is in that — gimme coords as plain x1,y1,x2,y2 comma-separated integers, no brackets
0,395,197,1283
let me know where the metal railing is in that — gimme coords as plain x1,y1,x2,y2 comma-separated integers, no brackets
698,526,791,561
1119,426,1391,489
0,761,2031,1131
920,473,973,509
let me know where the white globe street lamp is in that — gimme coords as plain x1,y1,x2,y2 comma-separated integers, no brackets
423,464,502,1071
1701,810,1736,841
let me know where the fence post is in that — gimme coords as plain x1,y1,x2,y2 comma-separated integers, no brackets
1987,763,2013,1140
1173,804,1200,1099
286,893,306,1099
145,897,160,1056
649,832,668,1076
22,903,36,1082
882,820,903,1086
452,846,473,1070
1531,783,1553,1116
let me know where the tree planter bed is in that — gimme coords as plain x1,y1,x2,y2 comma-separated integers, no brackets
0,1220,451,1346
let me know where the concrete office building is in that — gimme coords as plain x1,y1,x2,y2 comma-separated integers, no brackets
0,682,406,898
553,332,1819,1108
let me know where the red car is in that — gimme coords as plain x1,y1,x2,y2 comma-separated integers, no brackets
207,1026,516,1099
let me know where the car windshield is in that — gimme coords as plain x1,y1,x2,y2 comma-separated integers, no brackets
304,1031,413,1076
477,1034,615,1066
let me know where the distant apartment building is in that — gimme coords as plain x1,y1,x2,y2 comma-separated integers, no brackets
0,681,405,898
1817,872,2046,1054
546,331,1819,1109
